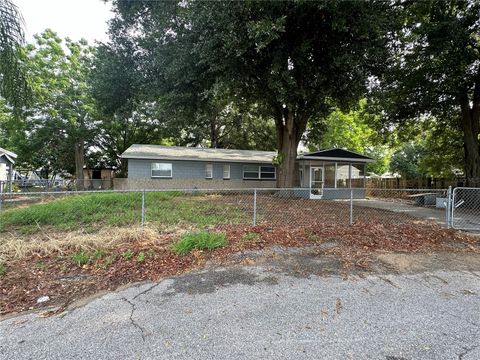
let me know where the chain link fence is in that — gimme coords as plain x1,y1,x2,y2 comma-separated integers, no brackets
0,187,459,238
451,187,480,230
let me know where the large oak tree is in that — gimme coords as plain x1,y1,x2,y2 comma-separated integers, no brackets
109,0,393,187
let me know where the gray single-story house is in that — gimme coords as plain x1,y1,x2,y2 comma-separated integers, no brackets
0,147,17,192
119,144,373,199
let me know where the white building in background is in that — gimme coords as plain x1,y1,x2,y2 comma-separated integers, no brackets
0,147,17,192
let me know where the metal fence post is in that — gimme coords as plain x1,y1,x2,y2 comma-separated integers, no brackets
141,190,145,226
253,189,257,226
446,186,451,229
349,188,353,225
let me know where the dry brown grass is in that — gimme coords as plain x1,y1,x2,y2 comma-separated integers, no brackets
0,225,194,260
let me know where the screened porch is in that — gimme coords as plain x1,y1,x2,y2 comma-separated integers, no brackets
295,149,373,199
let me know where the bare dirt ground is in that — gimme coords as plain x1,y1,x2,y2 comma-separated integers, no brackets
1,219,479,317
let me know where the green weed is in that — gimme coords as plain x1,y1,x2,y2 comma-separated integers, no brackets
71,251,90,267
172,231,228,255
102,255,116,269
0,262,6,276
103,255,116,268
242,232,260,242
307,231,319,242
93,249,106,260
35,261,47,269
137,251,145,263
121,249,134,260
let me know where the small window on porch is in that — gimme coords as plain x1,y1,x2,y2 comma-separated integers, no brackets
324,163,335,188
351,164,366,188
336,164,350,188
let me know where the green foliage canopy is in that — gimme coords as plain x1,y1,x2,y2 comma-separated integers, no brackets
0,0,29,111
4,30,97,178
306,100,391,175
375,0,480,184
108,0,394,186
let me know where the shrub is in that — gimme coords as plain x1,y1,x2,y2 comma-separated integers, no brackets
172,231,228,255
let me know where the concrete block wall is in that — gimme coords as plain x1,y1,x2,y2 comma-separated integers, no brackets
127,159,270,180
119,158,277,190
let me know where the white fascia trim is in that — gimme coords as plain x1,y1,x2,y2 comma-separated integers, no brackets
297,156,374,163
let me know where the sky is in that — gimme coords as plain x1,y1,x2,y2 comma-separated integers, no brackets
14,0,114,44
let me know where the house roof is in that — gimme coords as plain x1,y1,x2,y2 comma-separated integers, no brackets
121,145,374,164
121,144,277,164
0,147,18,165
297,148,374,163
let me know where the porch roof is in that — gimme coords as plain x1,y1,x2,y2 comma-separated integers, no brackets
297,148,374,163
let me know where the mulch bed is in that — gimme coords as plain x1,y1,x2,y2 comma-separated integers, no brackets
1,220,478,317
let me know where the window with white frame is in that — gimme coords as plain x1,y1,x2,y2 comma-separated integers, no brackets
223,164,230,179
205,163,213,179
243,165,259,179
151,163,172,178
260,166,276,179
243,165,276,180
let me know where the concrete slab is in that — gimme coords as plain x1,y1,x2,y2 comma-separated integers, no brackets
353,199,447,225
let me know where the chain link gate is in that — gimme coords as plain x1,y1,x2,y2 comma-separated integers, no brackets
449,187,480,230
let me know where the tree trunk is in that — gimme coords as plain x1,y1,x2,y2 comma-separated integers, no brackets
275,109,303,188
459,93,480,187
75,139,85,190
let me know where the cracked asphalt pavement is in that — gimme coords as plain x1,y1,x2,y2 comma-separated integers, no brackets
1,251,479,360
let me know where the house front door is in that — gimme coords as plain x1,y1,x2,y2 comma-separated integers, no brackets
310,166,324,199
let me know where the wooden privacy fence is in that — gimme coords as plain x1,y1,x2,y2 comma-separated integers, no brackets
366,177,464,190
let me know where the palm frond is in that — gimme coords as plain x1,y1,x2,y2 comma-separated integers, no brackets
0,0,29,111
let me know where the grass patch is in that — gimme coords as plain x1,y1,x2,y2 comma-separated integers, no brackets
0,262,6,276
172,231,228,255
93,249,106,260
71,251,90,267
0,192,248,235
242,232,260,242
